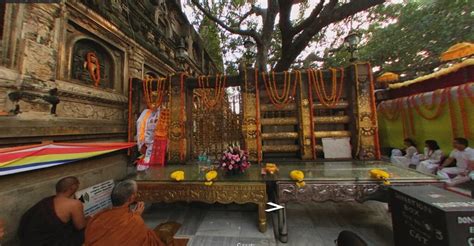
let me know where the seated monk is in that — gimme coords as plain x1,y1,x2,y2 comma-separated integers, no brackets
85,180,164,246
18,176,87,246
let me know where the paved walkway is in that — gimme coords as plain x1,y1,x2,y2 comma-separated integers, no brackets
143,201,393,246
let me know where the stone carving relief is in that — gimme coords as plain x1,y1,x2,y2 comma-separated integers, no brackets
71,39,114,89
57,101,123,120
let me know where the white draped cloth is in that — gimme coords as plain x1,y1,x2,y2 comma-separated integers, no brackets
136,108,160,171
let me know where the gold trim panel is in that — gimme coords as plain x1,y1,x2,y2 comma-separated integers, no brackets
261,132,299,140
314,131,351,138
262,145,300,152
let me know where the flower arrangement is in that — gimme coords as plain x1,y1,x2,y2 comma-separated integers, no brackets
219,146,250,175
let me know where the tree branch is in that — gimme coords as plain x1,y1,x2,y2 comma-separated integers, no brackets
275,0,385,71
191,0,260,40
292,0,326,35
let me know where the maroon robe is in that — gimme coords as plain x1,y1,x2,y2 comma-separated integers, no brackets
18,196,84,246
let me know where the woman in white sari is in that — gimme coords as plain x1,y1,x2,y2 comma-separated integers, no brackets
391,138,418,168
416,140,444,174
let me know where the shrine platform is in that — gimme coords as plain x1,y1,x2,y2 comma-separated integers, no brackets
133,160,443,244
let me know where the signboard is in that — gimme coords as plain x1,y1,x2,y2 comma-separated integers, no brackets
75,180,115,217
390,185,474,246
322,137,352,159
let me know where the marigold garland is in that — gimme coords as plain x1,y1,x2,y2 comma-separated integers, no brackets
143,77,167,110
261,70,299,108
408,89,447,120
255,69,262,163
446,88,460,138
197,74,227,108
379,99,402,121
462,83,474,104
306,69,316,159
457,86,471,138
307,68,344,108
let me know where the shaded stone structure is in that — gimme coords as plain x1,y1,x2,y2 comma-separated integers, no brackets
0,1,218,244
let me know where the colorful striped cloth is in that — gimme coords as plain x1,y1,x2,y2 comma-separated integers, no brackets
0,142,135,176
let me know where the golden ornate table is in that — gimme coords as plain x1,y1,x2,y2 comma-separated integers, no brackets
134,166,268,232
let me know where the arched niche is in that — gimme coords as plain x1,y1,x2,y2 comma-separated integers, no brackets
70,38,115,89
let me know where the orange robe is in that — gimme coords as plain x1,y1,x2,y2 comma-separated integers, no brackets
84,206,164,246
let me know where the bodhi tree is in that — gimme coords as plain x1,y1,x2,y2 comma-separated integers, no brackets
188,0,385,72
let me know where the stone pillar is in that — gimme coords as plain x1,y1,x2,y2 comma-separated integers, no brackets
241,68,260,162
296,72,313,159
167,73,187,163
128,46,144,79
349,63,380,160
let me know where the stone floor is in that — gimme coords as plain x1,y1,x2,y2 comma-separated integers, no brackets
143,201,393,246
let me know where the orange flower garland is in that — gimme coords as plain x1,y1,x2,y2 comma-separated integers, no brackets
307,68,344,108
306,69,316,159
408,89,447,120
143,77,167,110
255,69,262,163
462,83,474,104
379,99,402,121
457,86,471,138
261,70,299,108
197,74,227,109
445,88,460,138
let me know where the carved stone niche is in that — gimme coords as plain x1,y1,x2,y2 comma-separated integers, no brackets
65,22,125,93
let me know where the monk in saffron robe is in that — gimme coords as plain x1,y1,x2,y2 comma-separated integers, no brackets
85,180,164,246
18,176,87,246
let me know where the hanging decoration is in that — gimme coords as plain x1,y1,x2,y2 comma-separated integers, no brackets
307,68,344,108
261,70,300,108
143,76,167,110
379,83,473,139
255,69,262,163
86,52,101,87
197,74,227,109
306,69,316,159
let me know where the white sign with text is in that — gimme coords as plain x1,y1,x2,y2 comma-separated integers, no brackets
75,179,115,217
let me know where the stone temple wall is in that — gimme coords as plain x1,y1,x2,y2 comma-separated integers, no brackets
0,1,217,244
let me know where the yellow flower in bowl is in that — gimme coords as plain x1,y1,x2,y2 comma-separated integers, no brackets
205,170,217,186
290,170,305,187
170,170,184,181
369,169,390,185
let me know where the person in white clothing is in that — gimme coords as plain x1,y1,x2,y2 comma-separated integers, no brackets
391,138,418,168
415,140,444,174
437,138,474,186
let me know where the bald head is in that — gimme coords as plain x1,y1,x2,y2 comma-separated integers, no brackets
56,176,79,193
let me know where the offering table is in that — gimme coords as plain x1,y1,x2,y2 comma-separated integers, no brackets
133,165,268,232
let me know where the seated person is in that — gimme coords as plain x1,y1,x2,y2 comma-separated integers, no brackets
437,138,474,186
85,180,164,246
18,176,87,246
416,140,444,174
390,138,418,168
